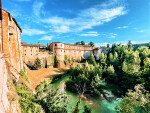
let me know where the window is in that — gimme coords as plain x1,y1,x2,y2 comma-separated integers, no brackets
25,54,26,56
31,54,32,55
64,50,65,52
31,47,32,49
61,44,62,47
55,44,57,47
69,46,70,48
9,37,10,41
25,50,26,52
31,50,32,52
61,50,62,52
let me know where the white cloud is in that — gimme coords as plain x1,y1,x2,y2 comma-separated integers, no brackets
41,5,127,33
80,31,99,36
116,26,128,29
137,30,144,32
39,36,53,40
95,43,110,47
22,29,47,36
109,36,116,38
32,1,44,16
53,25,70,33
113,33,118,35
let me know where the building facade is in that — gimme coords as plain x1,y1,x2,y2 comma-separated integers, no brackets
47,42,95,65
21,42,52,68
0,9,23,71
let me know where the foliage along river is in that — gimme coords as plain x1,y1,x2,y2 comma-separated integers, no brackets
51,75,121,113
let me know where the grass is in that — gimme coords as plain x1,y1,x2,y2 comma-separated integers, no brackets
13,80,44,113
35,79,52,93
19,70,30,83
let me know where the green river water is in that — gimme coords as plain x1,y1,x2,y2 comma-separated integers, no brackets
51,76,121,113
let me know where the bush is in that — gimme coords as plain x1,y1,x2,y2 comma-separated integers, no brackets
33,58,41,70
36,79,52,93
19,70,30,83
64,55,68,65
54,55,59,67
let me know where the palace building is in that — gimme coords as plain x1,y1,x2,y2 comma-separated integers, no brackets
47,42,95,65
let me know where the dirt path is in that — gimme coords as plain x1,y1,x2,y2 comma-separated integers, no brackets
26,64,70,91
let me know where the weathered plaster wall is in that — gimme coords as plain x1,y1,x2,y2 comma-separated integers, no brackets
2,10,23,72
0,53,9,113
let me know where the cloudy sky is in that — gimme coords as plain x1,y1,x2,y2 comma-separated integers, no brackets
2,0,150,47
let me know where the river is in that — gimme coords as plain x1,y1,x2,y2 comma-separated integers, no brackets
51,76,121,113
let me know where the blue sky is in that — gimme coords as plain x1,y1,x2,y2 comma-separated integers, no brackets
2,0,150,47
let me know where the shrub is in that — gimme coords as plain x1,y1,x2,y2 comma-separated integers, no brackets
33,58,41,70
19,70,30,83
64,55,68,65
54,55,59,67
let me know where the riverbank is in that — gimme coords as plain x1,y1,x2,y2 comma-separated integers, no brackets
26,64,70,91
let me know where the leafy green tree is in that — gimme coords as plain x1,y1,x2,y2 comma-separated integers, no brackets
109,53,114,64
107,43,110,48
122,51,141,74
81,41,85,45
89,54,96,66
99,53,107,67
137,47,150,66
127,40,132,48
64,55,68,65
73,100,81,113
54,55,59,67
83,105,91,113
143,58,150,90
33,58,41,70
148,43,150,49
115,84,150,113
66,62,104,96
89,41,95,47
75,41,81,45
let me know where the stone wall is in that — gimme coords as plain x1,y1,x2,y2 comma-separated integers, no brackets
0,53,9,113
2,9,23,72
48,42,94,67
0,9,23,113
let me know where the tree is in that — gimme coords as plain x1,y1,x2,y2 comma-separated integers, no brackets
38,88,68,113
127,40,132,48
54,55,59,67
64,55,68,65
148,42,150,49
99,53,107,67
75,41,81,45
73,100,81,113
81,41,85,45
115,84,150,113
89,54,96,66
33,58,41,70
109,53,114,64
83,105,91,113
89,41,95,47
122,51,141,74
107,43,110,48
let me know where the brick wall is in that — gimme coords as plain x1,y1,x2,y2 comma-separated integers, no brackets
2,10,23,72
